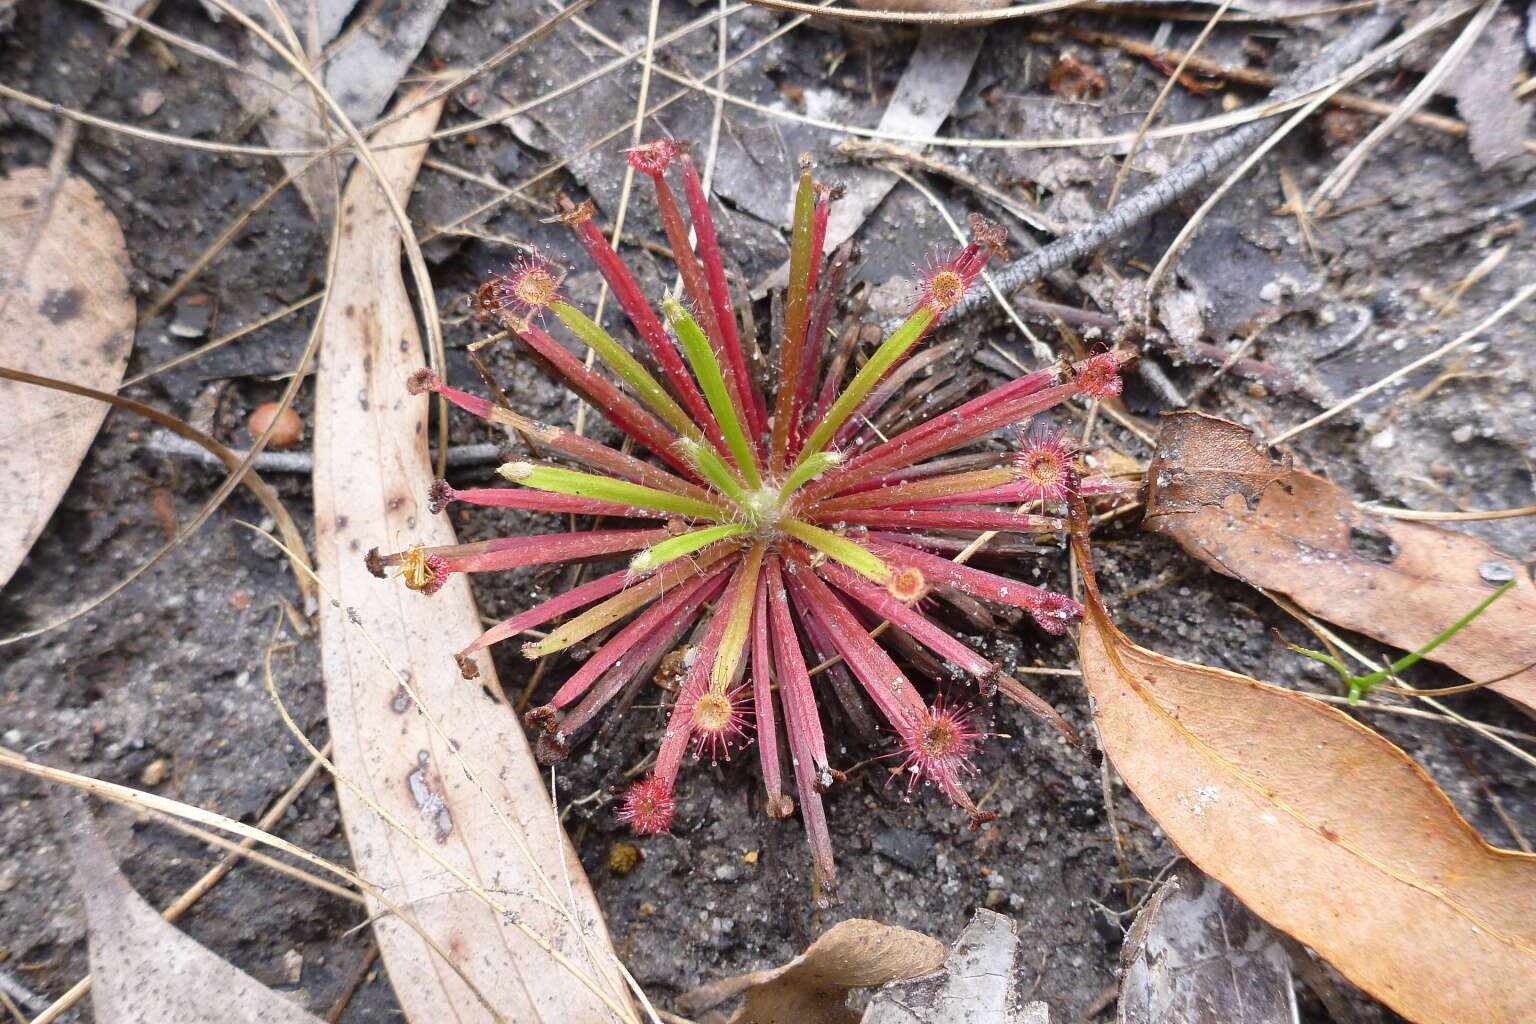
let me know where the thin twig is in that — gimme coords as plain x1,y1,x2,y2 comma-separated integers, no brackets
935,12,1404,328
1269,279,1536,444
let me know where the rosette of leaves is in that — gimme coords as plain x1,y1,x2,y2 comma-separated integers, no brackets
371,140,1127,897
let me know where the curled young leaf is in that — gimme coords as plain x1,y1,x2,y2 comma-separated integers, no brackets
1143,411,1536,713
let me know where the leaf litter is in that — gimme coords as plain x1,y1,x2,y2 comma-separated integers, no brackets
1144,411,1536,714
4,2,1536,1022
307,90,635,1022
57,795,326,1024
1071,491,1536,1023
0,168,134,591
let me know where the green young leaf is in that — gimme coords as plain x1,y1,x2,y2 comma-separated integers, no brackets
631,524,750,573
662,294,762,490
499,462,726,521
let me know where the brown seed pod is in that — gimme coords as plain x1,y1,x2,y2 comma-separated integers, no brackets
248,402,303,449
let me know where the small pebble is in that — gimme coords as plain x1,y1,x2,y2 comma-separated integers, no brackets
280,948,303,985
1478,561,1516,586
607,843,642,876
873,826,935,873
1451,424,1475,444
249,403,304,449
140,758,168,786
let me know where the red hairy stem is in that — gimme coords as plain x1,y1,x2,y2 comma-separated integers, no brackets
831,339,967,451
893,481,1064,508
805,186,832,297
791,244,851,450
433,483,662,519
783,562,928,727
819,236,1002,453
808,467,1020,515
750,571,788,814
770,158,818,472
678,153,767,442
804,507,1064,533
441,528,672,576
764,558,831,774
815,561,996,680
835,452,1007,497
803,380,1082,503
799,366,1060,501
651,577,739,791
546,565,733,719
409,369,712,501
556,197,729,458
765,556,837,893
645,169,758,442
514,324,699,478
865,535,1082,634
456,567,637,669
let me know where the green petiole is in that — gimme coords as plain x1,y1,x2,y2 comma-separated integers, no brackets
676,437,749,506
662,294,763,490
550,301,700,439
1288,579,1517,703
796,305,936,464
499,462,727,521
780,519,891,585
779,450,842,501
631,524,749,573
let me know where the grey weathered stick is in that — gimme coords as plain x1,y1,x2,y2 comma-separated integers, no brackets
937,12,1403,328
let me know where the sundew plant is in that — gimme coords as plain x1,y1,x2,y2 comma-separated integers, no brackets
371,140,1126,897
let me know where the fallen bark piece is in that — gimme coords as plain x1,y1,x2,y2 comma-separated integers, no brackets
1144,410,1536,713
677,919,947,1024
60,798,325,1023
1445,6,1533,168
1118,863,1297,1024
309,89,630,1023
1071,499,1536,1024
0,168,134,591
862,908,1051,1024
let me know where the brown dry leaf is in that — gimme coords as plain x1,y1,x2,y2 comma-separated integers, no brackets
60,797,325,1023
677,919,946,1024
1445,6,1533,169
309,93,631,1022
0,168,134,590
1144,411,1536,712
1070,508,1536,1024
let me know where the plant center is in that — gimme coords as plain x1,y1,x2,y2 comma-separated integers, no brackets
920,718,962,757
692,691,735,732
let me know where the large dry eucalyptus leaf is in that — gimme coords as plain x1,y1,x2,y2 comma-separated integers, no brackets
678,919,947,1024
0,168,134,591
1144,411,1536,713
223,0,450,223
310,93,630,1023
1070,517,1536,1024
61,799,324,1023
